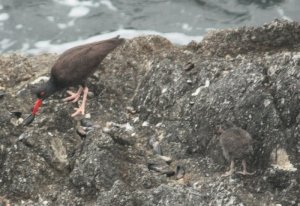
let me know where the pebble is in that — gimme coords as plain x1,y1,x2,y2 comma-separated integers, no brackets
149,137,163,155
142,121,149,127
102,127,111,133
0,91,5,99
126,106,136,114
158,155,172,164
186,79,193,84
152,141,162,155
76,119,94,138
184,62,194,71
147,163,175,177
0,145,4,152
87,91,94,98
17,132,29,142
84,113,91,119
10,117,24,126
76,125,86,138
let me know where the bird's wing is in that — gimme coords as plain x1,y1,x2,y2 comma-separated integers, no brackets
51,36,124,87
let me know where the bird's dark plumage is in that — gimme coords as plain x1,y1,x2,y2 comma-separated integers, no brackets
26,36,124,124
51,36,124,89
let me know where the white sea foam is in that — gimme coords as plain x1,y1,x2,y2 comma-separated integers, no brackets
68,6,90,17
34,40,52,48
47,16,55,22
57,20,74,29
100,0,117,11
0,39,15,50
21,43,30,51
182,23,192,31
276,6,292,21
54,0,116,12
53,0,96,7
57,23,67,29
27,29,203,54
15,24,23,29
0,13,9,21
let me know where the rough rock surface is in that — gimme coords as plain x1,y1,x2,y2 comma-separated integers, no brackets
0,20,299,205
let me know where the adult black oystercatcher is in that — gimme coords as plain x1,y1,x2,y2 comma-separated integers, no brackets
218,126,255,176
24,36,124,125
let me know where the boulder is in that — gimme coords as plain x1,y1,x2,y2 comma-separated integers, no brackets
0,19,299,205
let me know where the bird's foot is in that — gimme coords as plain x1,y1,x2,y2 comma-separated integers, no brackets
236,170,255,175
221,170,234,177
71,105,85,117
64,90,81,103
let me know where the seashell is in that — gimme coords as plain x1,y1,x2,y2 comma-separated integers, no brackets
184,62,194,71
175,165,185,180
9,111,22,118
80,118,93,127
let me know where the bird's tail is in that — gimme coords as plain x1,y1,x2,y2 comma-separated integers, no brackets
101,35,125,45
112,35,125,45
93,35,125,52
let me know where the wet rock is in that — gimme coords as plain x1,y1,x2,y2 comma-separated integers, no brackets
0,20,300,205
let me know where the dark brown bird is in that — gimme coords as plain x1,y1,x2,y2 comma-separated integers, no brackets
218,126,255,176
24,36,124,125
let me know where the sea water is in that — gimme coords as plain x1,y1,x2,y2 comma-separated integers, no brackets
0,0,299,54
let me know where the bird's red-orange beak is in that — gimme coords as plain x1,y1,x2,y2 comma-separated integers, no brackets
23,98,43,126
32,98,42,115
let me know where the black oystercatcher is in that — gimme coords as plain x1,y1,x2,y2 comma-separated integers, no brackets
24,36,124,125
218,126,255,176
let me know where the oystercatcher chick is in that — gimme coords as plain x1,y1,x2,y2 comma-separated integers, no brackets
218,126,255,176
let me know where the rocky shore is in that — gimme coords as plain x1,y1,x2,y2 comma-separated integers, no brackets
0,19,299,205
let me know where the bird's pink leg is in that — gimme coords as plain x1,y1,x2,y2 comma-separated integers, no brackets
64,86,83,103
222,160,235,177
236,159,255,175
71,86,89,117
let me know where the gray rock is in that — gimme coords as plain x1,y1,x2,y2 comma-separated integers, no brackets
0,20,299,205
